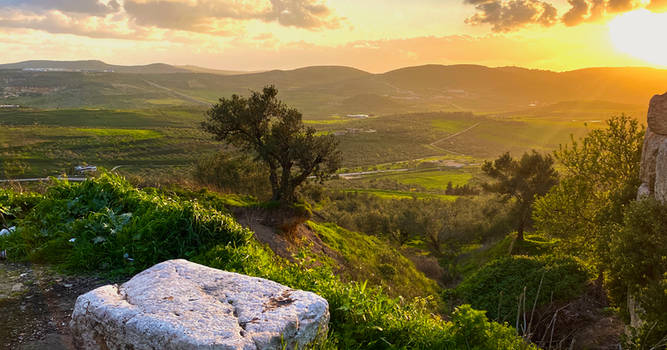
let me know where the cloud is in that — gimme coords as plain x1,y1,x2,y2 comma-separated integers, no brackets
464,0,558,32
0,0,340,39
464,0,661,29
2,0,120,16
122,0,340,32
0,9,149,39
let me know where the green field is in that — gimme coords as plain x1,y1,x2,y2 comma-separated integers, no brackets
0,106,620,181
344,188,458,200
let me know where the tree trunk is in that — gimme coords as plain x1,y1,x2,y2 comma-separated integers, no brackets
268,165,280,201
277,163,293,203
516,213,526,241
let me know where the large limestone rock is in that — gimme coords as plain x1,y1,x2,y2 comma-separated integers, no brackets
638,92,667,200
647,92,667,135
70,259,329,350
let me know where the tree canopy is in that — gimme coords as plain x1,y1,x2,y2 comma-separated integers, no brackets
201,86,341,203
482,151,558,240
533,115,644,269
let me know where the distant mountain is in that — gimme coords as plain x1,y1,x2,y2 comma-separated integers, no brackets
176,65,259,75
0,60,190,74
1,61,665,118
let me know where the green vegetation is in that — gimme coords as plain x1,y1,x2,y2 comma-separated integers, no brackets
607,199,667,348
308,221,439,299
482,151,558,240
454,255,591,323
533,116,666,348
534,115,644,271
201,86,341,203
0,174,533,349
344,188,457,200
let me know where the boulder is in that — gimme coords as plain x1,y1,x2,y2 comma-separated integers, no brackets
70,259,329,350
639,128,664,192
654,139,667,203
647,92,667,135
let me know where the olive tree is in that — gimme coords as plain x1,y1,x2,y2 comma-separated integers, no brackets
201,86,341,203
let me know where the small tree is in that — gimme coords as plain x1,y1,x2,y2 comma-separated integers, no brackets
201,86,341,203
482,151,557,241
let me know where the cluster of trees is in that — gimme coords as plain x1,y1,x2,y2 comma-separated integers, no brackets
302,188,514,256
445,181,479,195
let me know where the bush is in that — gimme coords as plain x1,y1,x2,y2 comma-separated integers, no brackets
455,255,591,323
608,198,667,349
0,173,252,275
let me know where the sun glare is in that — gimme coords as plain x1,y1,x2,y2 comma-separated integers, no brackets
609,9,667,66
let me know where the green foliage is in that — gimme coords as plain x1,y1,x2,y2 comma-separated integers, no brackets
308,221,439,300
0,173,533,349
0,172,252,275
482,151,558,240
310,190,513,255
199,243,533,349
608,198,667,348
201,86,341,203
455,255,591,323
453,234,557,279
533,115,644,270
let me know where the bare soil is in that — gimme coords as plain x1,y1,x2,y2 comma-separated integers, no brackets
0,262,111,350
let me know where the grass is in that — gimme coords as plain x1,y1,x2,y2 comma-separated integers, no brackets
344,188,457,200
308,221,440,300
381,168,474,189
454,255,591,323
74,128,162,140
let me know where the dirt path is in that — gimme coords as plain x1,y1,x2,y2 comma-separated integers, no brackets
143,80,211,106
0,262,111,350
428,122,481,154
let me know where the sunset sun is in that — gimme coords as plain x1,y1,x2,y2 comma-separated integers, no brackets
609,9,667,66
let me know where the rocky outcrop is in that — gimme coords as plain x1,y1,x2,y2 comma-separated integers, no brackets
70,259,329,350
632,92,667,330
638,92,667,202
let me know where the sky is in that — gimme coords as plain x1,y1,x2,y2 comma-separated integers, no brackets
0,0,666,72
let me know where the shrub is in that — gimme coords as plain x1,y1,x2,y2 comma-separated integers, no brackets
455,255,591,323
608,198,667,349
1,173,252,275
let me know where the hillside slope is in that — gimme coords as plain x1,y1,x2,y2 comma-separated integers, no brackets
1,61,665,116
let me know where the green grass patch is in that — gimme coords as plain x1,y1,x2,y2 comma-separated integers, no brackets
454,255,592,323
385,168,473,189
345,188,457,201
308,221,439,300
74,128,162,140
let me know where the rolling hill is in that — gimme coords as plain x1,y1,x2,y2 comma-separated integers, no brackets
1,60,665,118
